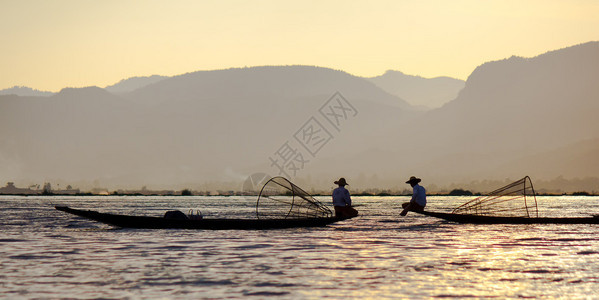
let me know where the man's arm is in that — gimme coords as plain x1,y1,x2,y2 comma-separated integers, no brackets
345,189,352,206
410,186,419,203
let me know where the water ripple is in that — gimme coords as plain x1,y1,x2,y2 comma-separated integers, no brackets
2,195,599,299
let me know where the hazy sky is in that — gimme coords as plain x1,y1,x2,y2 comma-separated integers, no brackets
1,0,598,92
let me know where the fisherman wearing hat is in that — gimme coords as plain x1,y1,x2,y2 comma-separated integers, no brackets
400,176,426,216
332,177,358,218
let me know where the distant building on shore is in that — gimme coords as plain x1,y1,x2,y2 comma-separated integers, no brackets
0,182,80,195
0,182,39,195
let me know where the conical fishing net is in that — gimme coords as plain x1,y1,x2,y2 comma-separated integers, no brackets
256,177,333,219
452,176,538,217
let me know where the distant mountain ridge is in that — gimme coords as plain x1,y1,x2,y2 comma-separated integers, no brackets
401,41,599,183
0,42,597,191
105,75,167,93
0,86,53,97
1,70,464,108
127,66,413,109
0,65,417,189
366,71,465,109
0,76,169,97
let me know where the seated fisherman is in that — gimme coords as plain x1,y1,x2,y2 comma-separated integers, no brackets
400,176,426,216
332,177,358,218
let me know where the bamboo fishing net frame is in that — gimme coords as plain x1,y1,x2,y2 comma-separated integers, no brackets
452,176,538,218
256,177,333,219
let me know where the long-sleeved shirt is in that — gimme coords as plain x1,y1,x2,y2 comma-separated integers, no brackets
332,186,352,207
411,184,426,207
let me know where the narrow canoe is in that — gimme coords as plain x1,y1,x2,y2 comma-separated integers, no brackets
413,210,599,224
55,206,348,230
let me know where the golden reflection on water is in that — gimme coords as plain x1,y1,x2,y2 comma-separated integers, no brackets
2,195,599,298
301,201,598,298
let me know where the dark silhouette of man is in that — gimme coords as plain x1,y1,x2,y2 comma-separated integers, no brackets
400,176,426,216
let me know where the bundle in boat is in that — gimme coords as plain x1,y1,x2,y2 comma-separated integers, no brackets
256,177,333,219
452,176,538,218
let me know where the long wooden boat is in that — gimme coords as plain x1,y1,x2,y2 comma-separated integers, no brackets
55,206,348,230
413,210,599,224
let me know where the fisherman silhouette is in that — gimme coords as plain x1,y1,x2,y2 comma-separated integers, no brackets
400,176,426,216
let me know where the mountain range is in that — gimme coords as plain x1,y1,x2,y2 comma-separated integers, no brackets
1,41,597,192
366,71,465,109
0,86,54,97
1,71,463,109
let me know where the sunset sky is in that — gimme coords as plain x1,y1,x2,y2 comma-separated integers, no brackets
1,0,598,92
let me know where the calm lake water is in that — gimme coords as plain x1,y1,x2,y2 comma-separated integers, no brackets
1,195,599,299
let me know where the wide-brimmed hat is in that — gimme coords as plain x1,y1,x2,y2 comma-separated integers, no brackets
405,176,421,184
334,178,348,186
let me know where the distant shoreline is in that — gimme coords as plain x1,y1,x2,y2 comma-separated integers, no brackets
1,192,595,197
